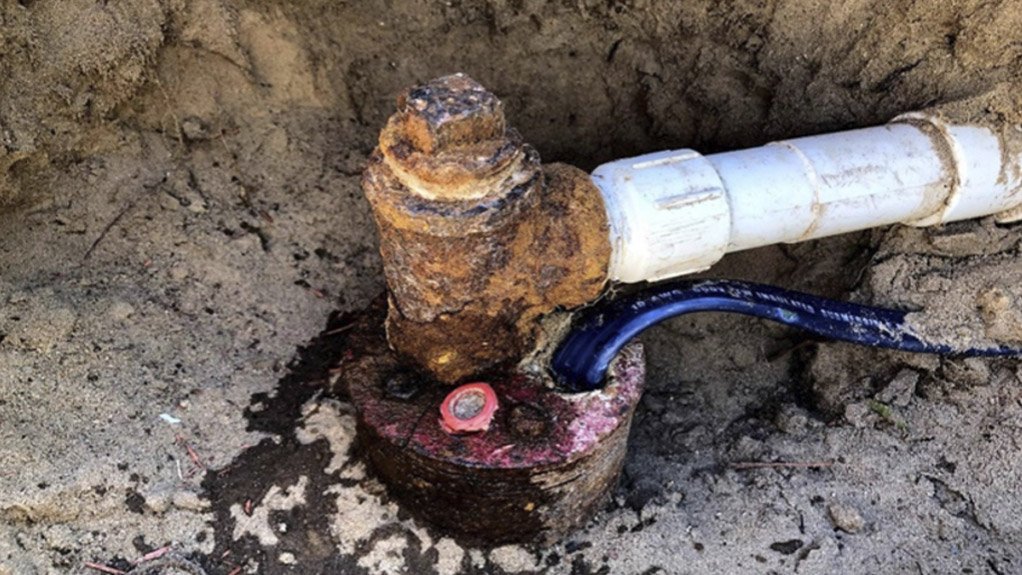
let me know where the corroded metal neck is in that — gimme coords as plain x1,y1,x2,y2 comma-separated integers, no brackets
362,74,611,383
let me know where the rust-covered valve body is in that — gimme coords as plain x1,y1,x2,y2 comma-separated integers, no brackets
343,74,643,544
362,74,611,383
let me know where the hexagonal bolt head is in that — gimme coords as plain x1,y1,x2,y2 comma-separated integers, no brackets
395,73,507,154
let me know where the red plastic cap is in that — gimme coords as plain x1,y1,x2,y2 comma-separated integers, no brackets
440,382,499,434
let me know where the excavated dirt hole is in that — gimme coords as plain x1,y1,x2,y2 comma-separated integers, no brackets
3,1,1022,574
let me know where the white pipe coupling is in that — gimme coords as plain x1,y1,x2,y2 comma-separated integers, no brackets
593,113,1022,284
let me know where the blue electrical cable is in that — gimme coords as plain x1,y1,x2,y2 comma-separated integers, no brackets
551,279,1021,392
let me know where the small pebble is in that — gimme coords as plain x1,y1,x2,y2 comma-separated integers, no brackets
168,265,190,281
775,405,809,434
144,489,172,514
159,192,182,211
876,369,918,407
828,503,865,533
181,117,211,141
172,489,209,511
843,402,875,429
278,552,296,565
107,301,136,322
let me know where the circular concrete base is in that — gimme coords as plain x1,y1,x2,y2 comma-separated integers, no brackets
339,303,645,544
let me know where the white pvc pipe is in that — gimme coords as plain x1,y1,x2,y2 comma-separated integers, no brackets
592,113,1022,283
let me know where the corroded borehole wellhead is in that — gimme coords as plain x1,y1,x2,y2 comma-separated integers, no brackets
362,73,611,384
350,74,642,544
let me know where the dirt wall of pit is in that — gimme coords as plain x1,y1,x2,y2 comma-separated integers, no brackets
4,0,1021,209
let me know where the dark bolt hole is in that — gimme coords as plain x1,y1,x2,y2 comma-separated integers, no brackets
509,404,550,438
383,371,423,401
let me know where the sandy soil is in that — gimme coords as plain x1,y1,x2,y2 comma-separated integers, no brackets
3,0,1022,573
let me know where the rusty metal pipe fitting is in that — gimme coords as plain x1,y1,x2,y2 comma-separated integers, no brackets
362,73,611,383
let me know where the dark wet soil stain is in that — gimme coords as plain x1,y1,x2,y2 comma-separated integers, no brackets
197,307,367,574
189,298,558,574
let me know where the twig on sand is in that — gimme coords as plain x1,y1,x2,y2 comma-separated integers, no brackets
84,563,126,575
321,323,355,337
134,546,171,564
86,555,209,575
128,556,208,574
176,435,206,470
730,460,834,470
83,202,135,261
